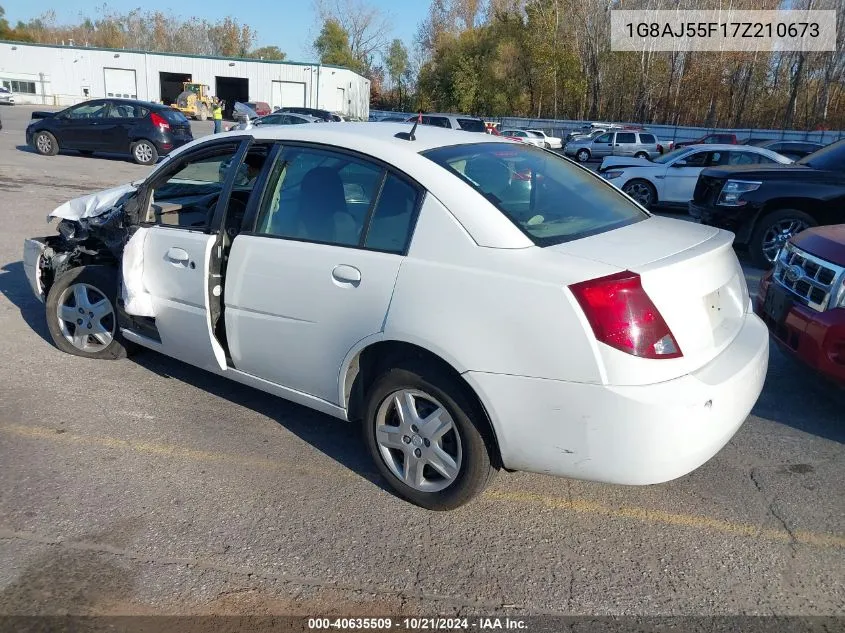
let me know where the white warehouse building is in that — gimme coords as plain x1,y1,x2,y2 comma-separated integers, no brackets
0,40,371,119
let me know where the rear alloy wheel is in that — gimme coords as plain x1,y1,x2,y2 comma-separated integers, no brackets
576,149,590,163
34,131,59,156
131,140,158,166
635,151,649,159
623,179,656,208
45,266,134,360
750,209,817,268
363,362,497,510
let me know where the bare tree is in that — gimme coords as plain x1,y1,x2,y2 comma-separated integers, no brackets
314,0,392,70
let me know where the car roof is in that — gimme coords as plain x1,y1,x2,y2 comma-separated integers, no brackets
208,122,508,153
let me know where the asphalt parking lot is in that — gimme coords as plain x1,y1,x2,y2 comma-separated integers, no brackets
0,105,843,618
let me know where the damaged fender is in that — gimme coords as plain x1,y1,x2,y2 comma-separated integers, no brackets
26,183,155,317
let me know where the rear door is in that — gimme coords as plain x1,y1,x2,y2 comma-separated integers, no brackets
224,144,422,404
613,132,638,157
140,139,250,371
105,101,142,152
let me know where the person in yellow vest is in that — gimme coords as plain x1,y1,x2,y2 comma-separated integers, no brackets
212,99,224,134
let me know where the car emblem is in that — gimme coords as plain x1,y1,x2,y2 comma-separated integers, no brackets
784,264,804,284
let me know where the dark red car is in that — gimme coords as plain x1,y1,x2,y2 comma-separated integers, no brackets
675,133,738,149
245,101,271,117
755,224,845,385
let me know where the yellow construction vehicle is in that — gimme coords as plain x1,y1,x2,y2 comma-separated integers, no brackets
172,83,213,121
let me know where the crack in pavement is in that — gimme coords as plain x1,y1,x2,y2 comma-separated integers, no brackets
0,528,523,612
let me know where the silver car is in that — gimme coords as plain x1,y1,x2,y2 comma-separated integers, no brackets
230,112,321,131
564,130,662,163
0,87,15,105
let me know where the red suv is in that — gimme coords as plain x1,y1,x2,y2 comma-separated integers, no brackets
756,225,845,385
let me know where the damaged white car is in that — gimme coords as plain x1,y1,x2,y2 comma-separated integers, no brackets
23,123,769,510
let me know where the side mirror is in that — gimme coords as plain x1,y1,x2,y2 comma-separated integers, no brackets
671,160,688,168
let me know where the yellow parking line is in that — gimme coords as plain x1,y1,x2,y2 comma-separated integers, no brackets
3,423,843,549
484,491,845,549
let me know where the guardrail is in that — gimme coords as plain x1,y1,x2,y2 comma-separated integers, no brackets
370,110,844,145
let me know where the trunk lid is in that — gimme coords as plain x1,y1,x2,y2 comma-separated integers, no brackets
550,216,750,385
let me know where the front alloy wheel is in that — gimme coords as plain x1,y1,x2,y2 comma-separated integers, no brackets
45,266,134,360
623,180,656,208
576,149,590,162
761,219,810,265
56,283,115,352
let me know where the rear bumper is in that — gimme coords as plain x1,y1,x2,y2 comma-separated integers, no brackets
465,313,768,484
756,275,845,385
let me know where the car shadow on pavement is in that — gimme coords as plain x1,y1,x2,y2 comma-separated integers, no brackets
752,344,845,444
131,351,392,493
0,261,52,345
15,144,155,164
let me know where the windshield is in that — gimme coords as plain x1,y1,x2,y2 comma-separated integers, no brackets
423,143,647,246
797,140,844,170
651,147,693,164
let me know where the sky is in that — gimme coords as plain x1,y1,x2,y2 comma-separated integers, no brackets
1,0,428,62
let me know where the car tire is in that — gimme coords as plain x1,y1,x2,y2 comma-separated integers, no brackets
45,266,135,360
34,131,59,156
131,140,158,166
622,179,657,208
362,360,498,510
634,151,649,159
750,209,817,269
576,149,590,162
544,142,551,149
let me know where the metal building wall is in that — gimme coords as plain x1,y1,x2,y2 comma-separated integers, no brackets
0,41,370,118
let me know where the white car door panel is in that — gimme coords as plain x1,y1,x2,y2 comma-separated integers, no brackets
224,235,402,404
662,151,709,203
141,226,226,371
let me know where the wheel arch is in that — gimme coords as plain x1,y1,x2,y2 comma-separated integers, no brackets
744,197,827,244
341,336,504,469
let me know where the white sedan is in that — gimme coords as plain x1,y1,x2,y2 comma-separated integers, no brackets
526,129,562,149
500,129,546,147
598,144,792,208
23,124,768,510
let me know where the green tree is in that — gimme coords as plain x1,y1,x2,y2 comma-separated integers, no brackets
384,38,409,109
249,46,286,60
314,18,361,71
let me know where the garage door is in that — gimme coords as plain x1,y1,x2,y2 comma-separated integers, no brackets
104,68,137,99
271,81,306,109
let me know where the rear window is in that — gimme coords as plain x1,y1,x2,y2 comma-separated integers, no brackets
457,118,486,133
423,143,647,246
160,109,190,124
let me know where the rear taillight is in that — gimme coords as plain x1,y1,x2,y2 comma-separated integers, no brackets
569,271,682,359
150,112,171,132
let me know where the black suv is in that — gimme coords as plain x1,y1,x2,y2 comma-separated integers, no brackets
26,98,193,165
690,140,845,267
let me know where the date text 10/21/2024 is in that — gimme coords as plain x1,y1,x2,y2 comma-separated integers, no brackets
307,618,528,630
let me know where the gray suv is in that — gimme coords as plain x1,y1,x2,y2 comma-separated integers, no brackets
564,130,662,163
404,113,487,133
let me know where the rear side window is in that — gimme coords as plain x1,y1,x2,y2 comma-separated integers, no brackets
616,133,636,143
363,175,420,253
423,143,647,246
424,116,451,129
160,109,190,124
639,133,656,144
457,118,486,133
